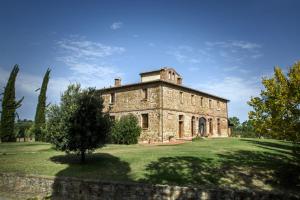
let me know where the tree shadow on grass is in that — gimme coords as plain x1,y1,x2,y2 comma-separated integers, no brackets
49,153,132,199
241,139,300,155
218,150,300,193
50,153,131,181
141,151,300,194
140,156,221,186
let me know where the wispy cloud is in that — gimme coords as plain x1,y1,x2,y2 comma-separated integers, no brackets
110,22,123,30
56,36,125,88
205,40,263,62
205,40,261,50
167,45,213,65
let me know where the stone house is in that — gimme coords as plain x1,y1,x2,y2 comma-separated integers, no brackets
98,67,230,142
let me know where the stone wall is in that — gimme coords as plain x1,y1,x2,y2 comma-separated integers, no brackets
99,80,230,142
0,173,298,200
162,85,228,138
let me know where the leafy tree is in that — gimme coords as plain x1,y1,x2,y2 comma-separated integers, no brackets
228,116,241,131
47,84,81,150
248,62,300,142
68,88,111,162
110,114,142,144
34,68,51,141
0,65,23,142
47,84,111,163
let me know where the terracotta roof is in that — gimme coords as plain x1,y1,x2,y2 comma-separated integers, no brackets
98,80,229,101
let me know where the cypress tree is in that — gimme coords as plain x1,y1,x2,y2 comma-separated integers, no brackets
0,65,24,142
34,68,50,140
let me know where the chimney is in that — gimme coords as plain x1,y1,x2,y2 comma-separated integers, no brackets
114,78,121,87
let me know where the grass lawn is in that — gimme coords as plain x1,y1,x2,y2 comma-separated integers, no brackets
0,138,299,194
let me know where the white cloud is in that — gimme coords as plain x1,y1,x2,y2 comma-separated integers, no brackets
56,36,125,88
110,22,123,30
205,40,261,50
167,45,213,64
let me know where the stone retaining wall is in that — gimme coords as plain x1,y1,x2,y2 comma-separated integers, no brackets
0,173,298,200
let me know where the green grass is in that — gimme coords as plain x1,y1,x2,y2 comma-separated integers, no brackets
0,138,299,193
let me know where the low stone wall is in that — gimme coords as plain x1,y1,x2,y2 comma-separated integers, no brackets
0,173,299,200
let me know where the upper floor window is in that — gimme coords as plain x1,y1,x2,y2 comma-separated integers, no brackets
209,99,212,108
217,101,220,110
172,72,175,80
180,92,183,104
168,71,171,79
200,97,203,107
142,88,148,100
191,95,195,105
110,93,115,104
142,114,149,129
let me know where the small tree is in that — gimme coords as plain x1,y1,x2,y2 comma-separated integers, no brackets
68,88,111,162
110,114,141,144
47,84,111,163
0,65,23,142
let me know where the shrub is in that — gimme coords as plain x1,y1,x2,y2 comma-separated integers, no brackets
110,114,141,144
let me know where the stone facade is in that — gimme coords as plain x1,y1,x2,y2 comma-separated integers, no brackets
99,67,230,142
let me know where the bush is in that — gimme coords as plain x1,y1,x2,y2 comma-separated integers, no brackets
110,114,141,144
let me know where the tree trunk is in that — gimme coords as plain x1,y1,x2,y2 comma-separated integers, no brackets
81,150,85,163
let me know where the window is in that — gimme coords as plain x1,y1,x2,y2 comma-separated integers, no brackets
142,88,148,100
200,97,203,107
168,71,171,79
110,93,115,104
217,101,220,110
180,92,183,104
172,72,175,80
209,99,212,108
191,95,195,105
142,114,149,129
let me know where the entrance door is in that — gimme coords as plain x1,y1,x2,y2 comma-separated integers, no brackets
191,116,195,136
198,117,206,136
179,121,184,138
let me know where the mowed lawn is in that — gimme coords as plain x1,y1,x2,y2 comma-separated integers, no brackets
0,138,299,193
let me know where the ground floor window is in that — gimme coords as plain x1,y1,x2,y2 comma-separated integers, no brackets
142,114,149,129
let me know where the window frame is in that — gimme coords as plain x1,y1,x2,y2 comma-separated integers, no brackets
141,113,149,129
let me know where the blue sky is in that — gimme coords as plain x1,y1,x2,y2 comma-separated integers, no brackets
0,0,300,122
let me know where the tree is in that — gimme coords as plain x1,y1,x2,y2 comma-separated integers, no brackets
110,114,142,144
47,84,111,163
248,62,300,142
34,68,51,141
47,84,81,150
69,88,111,162
228,116,241,131
0,65,23,142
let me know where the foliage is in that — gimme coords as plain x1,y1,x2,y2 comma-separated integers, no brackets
47,84,111,163
248,62,300,142
14,119,33,140
34,68,51,141
229,117,257,138
68,87,111,162
0,65,24,142
110,114,141,144
228,116,240,129
46,84,81,150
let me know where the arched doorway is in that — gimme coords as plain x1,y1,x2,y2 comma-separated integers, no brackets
198,117,206,136
191,116,195,137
